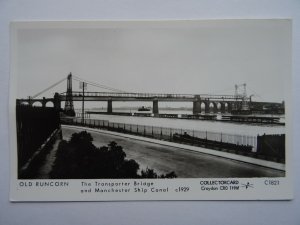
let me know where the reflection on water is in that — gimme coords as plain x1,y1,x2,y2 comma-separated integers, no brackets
83,109,285,136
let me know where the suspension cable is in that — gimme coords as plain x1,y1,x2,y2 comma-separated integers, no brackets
247,86,264,100
73,75,127,93
31,77,67,98
207,86,235,95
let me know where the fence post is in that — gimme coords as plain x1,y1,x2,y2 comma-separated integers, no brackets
205,131,208,147
192,130,195,145
152,126,154,137
144,126,146,136
160,127,163,139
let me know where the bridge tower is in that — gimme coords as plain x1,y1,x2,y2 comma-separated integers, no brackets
240,83,249,111
233,83,250,114
64,73,75,116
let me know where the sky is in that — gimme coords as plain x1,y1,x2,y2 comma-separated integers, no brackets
15,20,291,104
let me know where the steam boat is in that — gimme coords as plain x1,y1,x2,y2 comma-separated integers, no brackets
138,106,151,111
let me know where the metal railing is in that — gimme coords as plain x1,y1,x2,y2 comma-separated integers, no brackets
61,117,257,151
60,91,244,100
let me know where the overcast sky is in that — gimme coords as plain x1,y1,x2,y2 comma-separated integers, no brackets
15,20,291,102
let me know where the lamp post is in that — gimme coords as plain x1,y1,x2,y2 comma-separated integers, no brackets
80,82,87,124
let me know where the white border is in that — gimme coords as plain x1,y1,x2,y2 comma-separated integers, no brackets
9,20,293,202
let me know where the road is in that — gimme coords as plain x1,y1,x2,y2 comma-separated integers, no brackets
62,126,284,178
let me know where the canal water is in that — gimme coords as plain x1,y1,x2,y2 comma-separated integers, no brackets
84,109,285,137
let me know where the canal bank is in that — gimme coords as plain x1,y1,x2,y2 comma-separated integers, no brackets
62,125,285,176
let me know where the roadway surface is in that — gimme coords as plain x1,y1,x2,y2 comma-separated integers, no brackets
62,126,284,178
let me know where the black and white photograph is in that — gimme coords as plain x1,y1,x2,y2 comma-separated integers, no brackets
10,20,292,201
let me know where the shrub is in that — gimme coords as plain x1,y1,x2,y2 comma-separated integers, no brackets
50,131,177,179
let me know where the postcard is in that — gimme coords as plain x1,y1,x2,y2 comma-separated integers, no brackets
9,19,293,201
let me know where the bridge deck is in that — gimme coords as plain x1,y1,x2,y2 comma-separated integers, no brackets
60,91,246,102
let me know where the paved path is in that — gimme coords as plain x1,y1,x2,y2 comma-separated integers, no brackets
36,138,61,178
62,126,284,178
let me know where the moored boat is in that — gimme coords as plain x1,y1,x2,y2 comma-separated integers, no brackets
138,106,151,111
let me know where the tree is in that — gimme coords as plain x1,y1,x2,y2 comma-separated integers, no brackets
50,131,177,179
